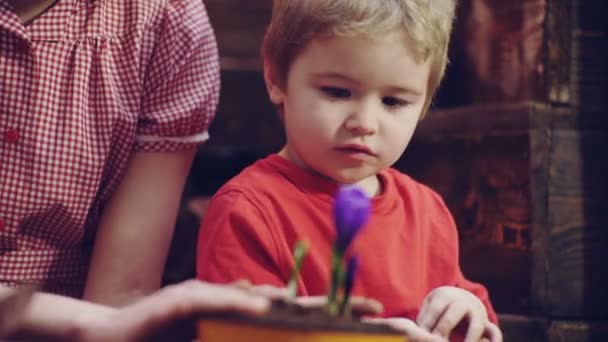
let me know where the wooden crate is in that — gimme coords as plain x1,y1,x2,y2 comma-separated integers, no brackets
399,102,608,321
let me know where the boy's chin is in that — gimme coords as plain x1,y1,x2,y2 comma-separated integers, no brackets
330,171,380,187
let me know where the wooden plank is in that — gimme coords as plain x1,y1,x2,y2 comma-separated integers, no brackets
414,102,567,142
202,70,283,155
569,0,608,117
542,130,608,318
546,0,574,105
571,34,608,117
548,320,608,341
499,314,608,342
416,102,605,140
548,131,608,198
499,314,548,342
205,0,271,70
575,0,608,32
529,127,552,313
416,102,535,141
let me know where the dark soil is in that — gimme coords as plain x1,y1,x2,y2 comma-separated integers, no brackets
198,299,403,335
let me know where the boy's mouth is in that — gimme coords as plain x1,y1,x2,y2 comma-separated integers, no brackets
335,144,376,156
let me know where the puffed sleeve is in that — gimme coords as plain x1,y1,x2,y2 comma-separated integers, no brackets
136,0,220,152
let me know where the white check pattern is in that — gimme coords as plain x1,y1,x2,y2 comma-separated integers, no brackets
0,0,220,296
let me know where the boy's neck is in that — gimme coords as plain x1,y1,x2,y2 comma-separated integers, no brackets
6,0,58,25
277,147,382,197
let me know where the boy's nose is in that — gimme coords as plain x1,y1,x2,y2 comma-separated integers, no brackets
344,101,378,135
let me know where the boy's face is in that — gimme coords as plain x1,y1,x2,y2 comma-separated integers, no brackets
266,31,431,191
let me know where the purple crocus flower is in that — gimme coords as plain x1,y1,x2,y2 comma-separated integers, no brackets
333,185,371,252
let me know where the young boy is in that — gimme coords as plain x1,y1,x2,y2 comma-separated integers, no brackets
197,1,501,340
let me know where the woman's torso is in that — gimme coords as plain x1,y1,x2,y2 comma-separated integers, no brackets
0,0,180,296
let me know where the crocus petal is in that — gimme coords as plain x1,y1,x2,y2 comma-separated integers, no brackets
333,185,371,251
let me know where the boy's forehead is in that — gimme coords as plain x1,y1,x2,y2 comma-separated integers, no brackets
300,33,427,70
306,30,422,60
294,33,431,93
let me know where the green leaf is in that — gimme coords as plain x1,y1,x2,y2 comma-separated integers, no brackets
287,240,309,298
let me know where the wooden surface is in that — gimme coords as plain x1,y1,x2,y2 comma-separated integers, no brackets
201,70,283,155
544,130,608,318
499,314,548,342
546,0,573,105
570,0,607,112
414,102,568,142
205,0,271,71
500,314,608,342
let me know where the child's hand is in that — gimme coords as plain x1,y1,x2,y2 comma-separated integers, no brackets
417,286,502,342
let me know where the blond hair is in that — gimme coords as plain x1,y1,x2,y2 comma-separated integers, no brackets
262,0,457,116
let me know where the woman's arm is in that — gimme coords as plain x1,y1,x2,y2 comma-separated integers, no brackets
83,148,196,306
2,281,270,341
1,286,113,340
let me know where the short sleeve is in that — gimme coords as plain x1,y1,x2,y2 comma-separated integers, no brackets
196,189,286,287
136,0,220,152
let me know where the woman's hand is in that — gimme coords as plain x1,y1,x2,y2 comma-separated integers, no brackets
0,286,36,338
71,280,270,341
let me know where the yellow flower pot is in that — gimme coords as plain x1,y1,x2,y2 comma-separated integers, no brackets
198,312,405,342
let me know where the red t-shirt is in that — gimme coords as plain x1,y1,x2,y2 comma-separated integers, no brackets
197,154,497,323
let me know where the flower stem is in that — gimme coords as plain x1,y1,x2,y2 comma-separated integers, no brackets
326,249,344,316
338,256,358,316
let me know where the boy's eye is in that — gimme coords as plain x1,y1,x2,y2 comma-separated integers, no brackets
320,87,351,99
382,96,408,108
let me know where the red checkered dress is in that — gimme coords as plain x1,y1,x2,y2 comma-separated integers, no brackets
0,0,220,297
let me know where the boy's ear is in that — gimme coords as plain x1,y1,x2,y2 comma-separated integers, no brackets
263,60,285,105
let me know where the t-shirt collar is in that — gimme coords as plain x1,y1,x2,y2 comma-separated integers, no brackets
264,153,397,213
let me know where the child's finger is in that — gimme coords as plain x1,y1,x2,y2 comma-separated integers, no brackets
416,295,449,332
431,302,468,338
462,312,486,342
483,322,503,342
